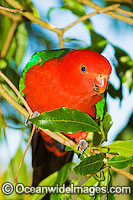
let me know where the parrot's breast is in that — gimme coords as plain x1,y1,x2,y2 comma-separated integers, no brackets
23,58,101,117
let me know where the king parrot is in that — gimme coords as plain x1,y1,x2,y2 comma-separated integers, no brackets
19,49,112,187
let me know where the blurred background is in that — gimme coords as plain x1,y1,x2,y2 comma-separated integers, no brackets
0,0,133,199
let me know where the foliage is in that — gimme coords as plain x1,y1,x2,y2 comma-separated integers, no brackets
0,0,132,200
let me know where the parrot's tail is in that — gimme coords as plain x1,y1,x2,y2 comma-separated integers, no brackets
31,129,73,187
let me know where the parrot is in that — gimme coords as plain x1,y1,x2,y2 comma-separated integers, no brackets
19,49,112,188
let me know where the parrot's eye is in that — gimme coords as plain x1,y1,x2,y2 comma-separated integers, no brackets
81,64,87,73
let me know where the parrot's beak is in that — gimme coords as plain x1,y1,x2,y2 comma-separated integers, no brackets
94,75,108,95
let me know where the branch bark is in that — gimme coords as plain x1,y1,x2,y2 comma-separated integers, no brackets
0,71,33,115
0,21,17,58
77,0,133,24
109,165,133,181
5,0,62,34
63,4,120,31
0,9,22,21
0,5,23,13
0,81,132,182
0,84,29,119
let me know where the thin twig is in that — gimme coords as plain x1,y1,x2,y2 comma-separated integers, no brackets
0,21,17,58
0,71,33,115
5,0,62,34
58,32,65,48
109,165,133,181
0,10,22,21
15,124,36,184
116,8,133,17
40,128,78,149
77,0,133,24
105,0,133,5
0,81,77,149
0,82,132,181
63,4,120,31
0,84,29,119
0,5,23,13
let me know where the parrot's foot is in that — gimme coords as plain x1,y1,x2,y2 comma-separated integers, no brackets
78,139,88,156
25,111,40,126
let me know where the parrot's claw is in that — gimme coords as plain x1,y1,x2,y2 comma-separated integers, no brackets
78,139,88,156
25,111,40,126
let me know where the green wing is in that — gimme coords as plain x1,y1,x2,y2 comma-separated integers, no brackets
19,49,73,102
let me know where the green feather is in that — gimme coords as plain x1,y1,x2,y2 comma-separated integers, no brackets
19,49,73,104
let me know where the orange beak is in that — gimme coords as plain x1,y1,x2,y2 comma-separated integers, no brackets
95,75,108,95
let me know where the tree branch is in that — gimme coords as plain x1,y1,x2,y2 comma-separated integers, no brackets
4,0,133,51
0,76,77,150
1,0,132,182
0,9,22,21
109,165,133,181
63,4,120,31
0,81,132,182
5,0,61,34
105,0,133,5
0,71,33,115
0,20,17,58
116,8,133,17
77,0,133,24
0,84,29,119
0,5,23,13
58,32,65,48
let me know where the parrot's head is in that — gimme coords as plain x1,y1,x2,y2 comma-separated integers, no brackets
59,50,112,97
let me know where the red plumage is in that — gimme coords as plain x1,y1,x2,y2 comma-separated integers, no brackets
23,50,112,156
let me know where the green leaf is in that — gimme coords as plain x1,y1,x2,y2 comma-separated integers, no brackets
98,168,115,200
63,0,92,31
74,153,105,175
63,0,86,16
6,37,16,61
104,140,133,156
17,0,39,18
122,68,133,92
55,162,73,186
30,172,58,200
95,182,101,200
78,176,98,199
107,169,115,200
15,23,27,66
3,147,27,200
51,162,73,200
112,45,133,97
29,108,100,133
78,194,95,200
90,31,108,53
100,113,113,141
108,83,122,100
107,155,133,169
0,59,7,69
0,16,11,52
